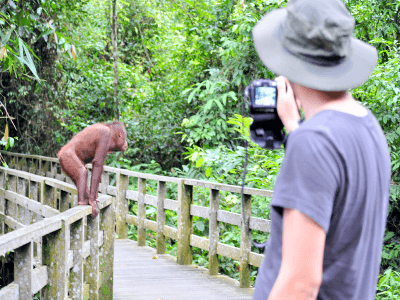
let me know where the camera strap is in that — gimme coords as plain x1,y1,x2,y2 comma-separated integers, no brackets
241,84,303,250
241,93,269,250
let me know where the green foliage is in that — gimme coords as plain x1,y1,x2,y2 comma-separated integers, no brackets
376,268,400,300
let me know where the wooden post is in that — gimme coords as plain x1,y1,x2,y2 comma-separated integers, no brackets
137,178,146,246
156,181,166,254
7,175,17,228
86,214,100,299
70,218,84,300
17,178,30,225
21,158,28,172
14,242,33,299
240,194,251,288
42,183,55,209
100,172,110,194
60,190,70,212
177,180,192,265
116,172,129,239
0,170,5,235
42,219,69,299
41,160,49,177
209,188,220,275
99,203,115,299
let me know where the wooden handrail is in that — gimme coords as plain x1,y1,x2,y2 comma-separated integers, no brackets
0,165,115,299
0,151,273,289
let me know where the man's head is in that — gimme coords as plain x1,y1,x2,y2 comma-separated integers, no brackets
252,0,377,91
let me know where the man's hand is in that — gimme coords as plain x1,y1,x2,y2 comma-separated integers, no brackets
275,76,301,133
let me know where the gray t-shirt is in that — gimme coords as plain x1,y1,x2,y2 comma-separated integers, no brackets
253,109,391,300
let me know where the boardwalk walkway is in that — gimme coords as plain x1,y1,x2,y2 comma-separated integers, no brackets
114,239,255,300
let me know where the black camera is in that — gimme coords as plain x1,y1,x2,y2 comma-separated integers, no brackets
245,79,286,149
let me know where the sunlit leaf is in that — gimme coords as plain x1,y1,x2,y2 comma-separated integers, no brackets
71,45,76,59
2,124,8,142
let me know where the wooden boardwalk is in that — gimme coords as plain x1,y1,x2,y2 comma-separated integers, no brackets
114,239,255,300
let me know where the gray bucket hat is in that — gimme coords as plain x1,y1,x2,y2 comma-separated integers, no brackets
253,0,378,91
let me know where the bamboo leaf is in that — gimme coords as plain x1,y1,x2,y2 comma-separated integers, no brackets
2,124,8,141
71,45,76,59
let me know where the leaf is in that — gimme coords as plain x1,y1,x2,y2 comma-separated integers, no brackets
0,30,11,46
71,45,76,59
232,24,238,32
191,151,198,162
2,123,8,141
187,89,197,103
196,157,204,168
54,32,58,44
0,47,7,60
214,99,224,112
205,167,212,177
195,220,205,231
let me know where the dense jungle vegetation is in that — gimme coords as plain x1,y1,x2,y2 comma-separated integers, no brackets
1,0,400,297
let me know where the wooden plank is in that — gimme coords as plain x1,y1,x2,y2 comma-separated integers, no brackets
70,218,84,299
164,199,178,211
126,214,138,226
32,266,48,295
0,283,19,300
4,190,59,218
114,239,254,300
0,217,61,257
14,242,33,299
85,214,100,299
44,178,77,195
119,169,181,183
190,234,209,251
144,219,157,232
216,242,241,261
163,225,178,240
217,210,241,226
125,190,138,201
184,179,273,197
190,205,209,219
2,213,25,230
106,186,117,196
249,252,264,268
249,217,271,233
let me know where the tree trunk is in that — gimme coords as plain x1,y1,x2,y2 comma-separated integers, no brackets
111,0,119,120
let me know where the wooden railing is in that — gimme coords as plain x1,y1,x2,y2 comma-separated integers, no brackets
0,150,273,293
0,163,115,299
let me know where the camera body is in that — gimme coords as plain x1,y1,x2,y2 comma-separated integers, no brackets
246,79,286,149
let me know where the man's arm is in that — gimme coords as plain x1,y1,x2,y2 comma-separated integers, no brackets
268,208,326,300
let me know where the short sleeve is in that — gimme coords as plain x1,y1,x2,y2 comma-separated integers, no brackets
271,130,341,232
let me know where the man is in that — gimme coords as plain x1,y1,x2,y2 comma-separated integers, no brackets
251,0,391,299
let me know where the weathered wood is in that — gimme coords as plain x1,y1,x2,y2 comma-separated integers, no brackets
116,172,129,239
85,214,100,299
0,283,19,300
209,189,220,275
177,180,192,265
100,171,110,194
14,242,33,299
99,203,115,299
126,214,138,226
137,178,147,246
184,178,273,198
4,190,59,218
190,204,209,219
42,218,69,299
60,190,70,212
114,239,254,300
217,242,241,261
156,181,166,254
144,219,157,232
70,218,84,300
240,194,251,288
120,169,181,183
163,225,178,240
32,265,48,294
164,199,178,211
6,175,17,229
1,212,25,230
190,234,209,251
